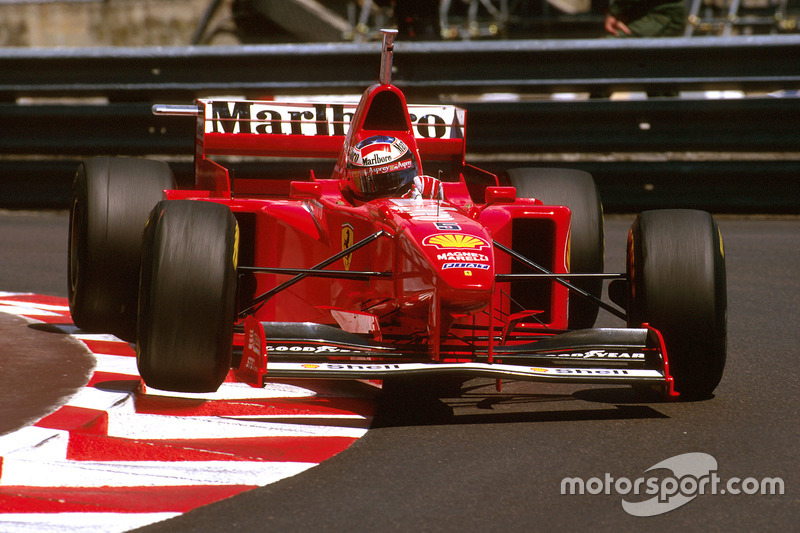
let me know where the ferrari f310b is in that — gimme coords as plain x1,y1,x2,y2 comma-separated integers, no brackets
68,30,726,400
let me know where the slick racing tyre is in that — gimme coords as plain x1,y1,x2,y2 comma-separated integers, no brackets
68,157,175,342
137,200,239,393
506,168,605,329
627,210,727,400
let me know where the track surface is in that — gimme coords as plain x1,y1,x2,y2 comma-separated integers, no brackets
0,294,375,532
0,210,797,532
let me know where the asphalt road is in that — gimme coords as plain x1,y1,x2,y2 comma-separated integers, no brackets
1,210,797,532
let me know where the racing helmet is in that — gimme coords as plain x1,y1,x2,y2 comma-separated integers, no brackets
345,135,419,200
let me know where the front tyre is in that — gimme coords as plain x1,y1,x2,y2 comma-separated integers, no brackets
627,210,727,400
137,200,239,393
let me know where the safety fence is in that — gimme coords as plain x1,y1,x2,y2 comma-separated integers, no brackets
2,35,799,212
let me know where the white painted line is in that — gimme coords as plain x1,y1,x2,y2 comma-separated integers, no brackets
90,353,139,376
0,426,67,457
106,412,368,440
0,512,180,533
0,458,316,487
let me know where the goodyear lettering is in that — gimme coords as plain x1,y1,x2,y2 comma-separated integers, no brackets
267,345,353,354
541,351,645,360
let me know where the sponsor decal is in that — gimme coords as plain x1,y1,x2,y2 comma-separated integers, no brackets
347,158,414,180
325,363,401,371
388,200,459,221
241,325,263,372
423,234,489,250
205,101,465,139
435,222,461,231
348,137,408,167
441,263,490,270
437,251,489,262
267,345,354,354
341,224,354,271
541,350,645,360
555,368,630,375
283,362,403,372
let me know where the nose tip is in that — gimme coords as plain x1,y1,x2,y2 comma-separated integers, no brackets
437,266,494,313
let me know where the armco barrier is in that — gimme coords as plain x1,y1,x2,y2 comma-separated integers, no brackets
1,36,799,212
2,35,800,98
3,97,799,156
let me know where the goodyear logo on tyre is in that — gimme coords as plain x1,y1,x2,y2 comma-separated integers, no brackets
423,234,488,250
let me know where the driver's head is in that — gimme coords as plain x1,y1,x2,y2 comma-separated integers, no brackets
345,135,419,200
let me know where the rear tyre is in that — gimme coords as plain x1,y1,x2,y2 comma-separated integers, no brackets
137,200,239,393
627,210,727,400
68,157,175,341
506,168,605,329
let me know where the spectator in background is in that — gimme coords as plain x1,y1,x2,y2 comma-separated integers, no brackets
373,0,440,40
604,0,686,37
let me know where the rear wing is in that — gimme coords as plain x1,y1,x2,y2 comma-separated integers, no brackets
155,99,467,162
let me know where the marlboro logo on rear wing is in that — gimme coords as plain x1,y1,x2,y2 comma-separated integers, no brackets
197,99,466,161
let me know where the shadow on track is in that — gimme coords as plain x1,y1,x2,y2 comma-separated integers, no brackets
373,378,670,428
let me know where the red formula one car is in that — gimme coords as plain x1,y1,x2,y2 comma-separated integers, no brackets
68,31,726,400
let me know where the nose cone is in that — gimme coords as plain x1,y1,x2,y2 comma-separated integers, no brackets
419,231,495,313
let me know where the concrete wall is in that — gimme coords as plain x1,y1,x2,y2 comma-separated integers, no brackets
0,0,236,47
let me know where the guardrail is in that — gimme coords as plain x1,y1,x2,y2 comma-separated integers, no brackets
4,97,798,155
1,36,799,212
2,35,800,99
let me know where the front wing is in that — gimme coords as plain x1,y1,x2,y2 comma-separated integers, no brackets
234,316,679,399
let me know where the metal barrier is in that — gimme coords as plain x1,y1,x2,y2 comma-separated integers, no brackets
2,35,800,99
4,97,798,155
1,36,799,212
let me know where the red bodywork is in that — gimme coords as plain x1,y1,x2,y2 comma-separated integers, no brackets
156,70,675,398
167,83,571,354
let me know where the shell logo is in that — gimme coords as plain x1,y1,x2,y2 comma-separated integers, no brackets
423,234,489,250
302,364,320,369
